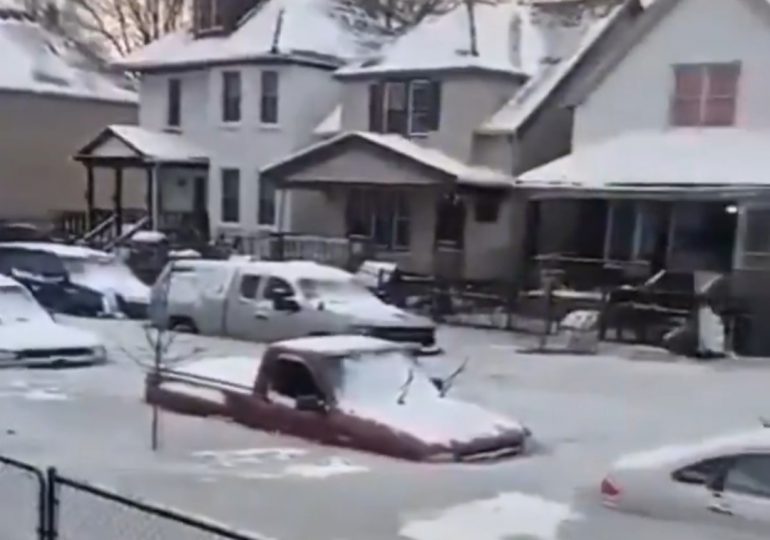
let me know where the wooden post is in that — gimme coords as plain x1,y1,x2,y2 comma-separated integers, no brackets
85,164,95,231
145,166,154,230
113,167,124,238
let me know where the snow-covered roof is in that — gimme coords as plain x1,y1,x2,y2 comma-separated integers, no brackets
119,0,381,71
0,5,137,104
518,129,770,188
314,104,342,137
262,131,514,188
276,335,402,355
76,125,209,165
337,1,601,78
479,3,627,134
613,428,770,471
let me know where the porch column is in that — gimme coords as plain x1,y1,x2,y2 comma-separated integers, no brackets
145,166,155,230
85,164,95,231
113,166,123,237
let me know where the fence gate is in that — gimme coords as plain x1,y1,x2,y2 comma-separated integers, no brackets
0,456,46,540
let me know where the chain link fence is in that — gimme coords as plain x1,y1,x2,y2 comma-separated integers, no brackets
0,456,46,540
51,473,260,540
0,455,266,540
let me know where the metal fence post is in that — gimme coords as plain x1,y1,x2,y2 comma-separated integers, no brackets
45,467,58,540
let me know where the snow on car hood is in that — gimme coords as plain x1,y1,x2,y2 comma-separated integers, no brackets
316,296,432,328
68,260,150,304
0,320,102,351
336,353,522,446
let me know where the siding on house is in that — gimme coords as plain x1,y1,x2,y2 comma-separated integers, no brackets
0,91,143,221
574,0,770,146
138,63,342,233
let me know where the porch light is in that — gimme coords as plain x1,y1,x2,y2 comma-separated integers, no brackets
725,204,738,214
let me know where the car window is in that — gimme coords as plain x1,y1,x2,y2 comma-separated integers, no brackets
264,277,295,300
673,457,732,485
239,275,261,300
269,357,323,400
0,249,66,277
724,454,770,499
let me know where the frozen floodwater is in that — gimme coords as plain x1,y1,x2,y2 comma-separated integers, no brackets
0,317,767,540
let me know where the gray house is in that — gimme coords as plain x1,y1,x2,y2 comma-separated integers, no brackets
261,0,641,282
0,1,140,229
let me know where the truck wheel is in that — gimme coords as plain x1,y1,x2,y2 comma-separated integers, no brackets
169,317,199,334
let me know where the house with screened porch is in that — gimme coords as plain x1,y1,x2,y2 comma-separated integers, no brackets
517,0,770,352
519,0,770,278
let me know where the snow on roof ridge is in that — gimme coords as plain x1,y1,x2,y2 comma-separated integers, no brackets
120,0,385,71
337,1,525,77
478,3,625,134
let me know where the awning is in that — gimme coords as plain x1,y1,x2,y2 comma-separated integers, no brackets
261,131,514,189
75,125,209,167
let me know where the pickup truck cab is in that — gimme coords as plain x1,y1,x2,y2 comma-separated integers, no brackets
151,260,438,353
147,335,529,462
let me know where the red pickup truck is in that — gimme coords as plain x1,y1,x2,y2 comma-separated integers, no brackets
146,335,530,462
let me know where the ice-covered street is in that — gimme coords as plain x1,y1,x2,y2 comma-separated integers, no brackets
0,317,767,540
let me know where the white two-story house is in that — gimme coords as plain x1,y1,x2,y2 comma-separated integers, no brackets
521,0,770,281
75,0,381,244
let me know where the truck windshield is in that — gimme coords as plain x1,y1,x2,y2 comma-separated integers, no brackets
0,285,49,324
337,350,438,403
298,278,377,303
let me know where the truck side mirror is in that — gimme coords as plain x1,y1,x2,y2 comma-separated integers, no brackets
295,395,326,413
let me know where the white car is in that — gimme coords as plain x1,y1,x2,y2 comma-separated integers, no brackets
601,428,770,536
0,275,106,367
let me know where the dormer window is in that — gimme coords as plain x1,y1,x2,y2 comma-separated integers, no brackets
194,0,225,35
369,79,441,137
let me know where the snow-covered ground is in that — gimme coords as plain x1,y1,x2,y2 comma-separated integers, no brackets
0,317,767,540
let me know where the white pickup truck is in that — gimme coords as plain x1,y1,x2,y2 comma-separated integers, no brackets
150,259,439,353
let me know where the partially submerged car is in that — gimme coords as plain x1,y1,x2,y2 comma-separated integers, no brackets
601,428,770,536
146,336,529,462
150,260,439,354
0,242,149,318
0,275,106,367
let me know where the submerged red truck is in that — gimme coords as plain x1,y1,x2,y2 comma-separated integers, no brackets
146,335,530,462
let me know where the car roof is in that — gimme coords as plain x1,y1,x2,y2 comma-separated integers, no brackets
272,335,405,357
0,242,111,260
0,274,23,288
173,259,353,282
613,428,770,471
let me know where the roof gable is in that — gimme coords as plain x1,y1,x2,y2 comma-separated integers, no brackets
76,125,209,165
478,1,638,134
566,0,770,106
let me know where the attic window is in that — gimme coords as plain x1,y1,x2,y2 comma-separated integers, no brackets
194,0,225,35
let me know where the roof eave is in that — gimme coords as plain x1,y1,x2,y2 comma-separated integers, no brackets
115,51,345,74
335,65,529,81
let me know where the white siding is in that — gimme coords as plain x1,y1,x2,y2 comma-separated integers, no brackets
138,63,341,234
574,0,770,146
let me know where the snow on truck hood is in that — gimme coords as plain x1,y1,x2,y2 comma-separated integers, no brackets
321,297,432,327
0,319,102,351
68,261,150,304
337,352,523,446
